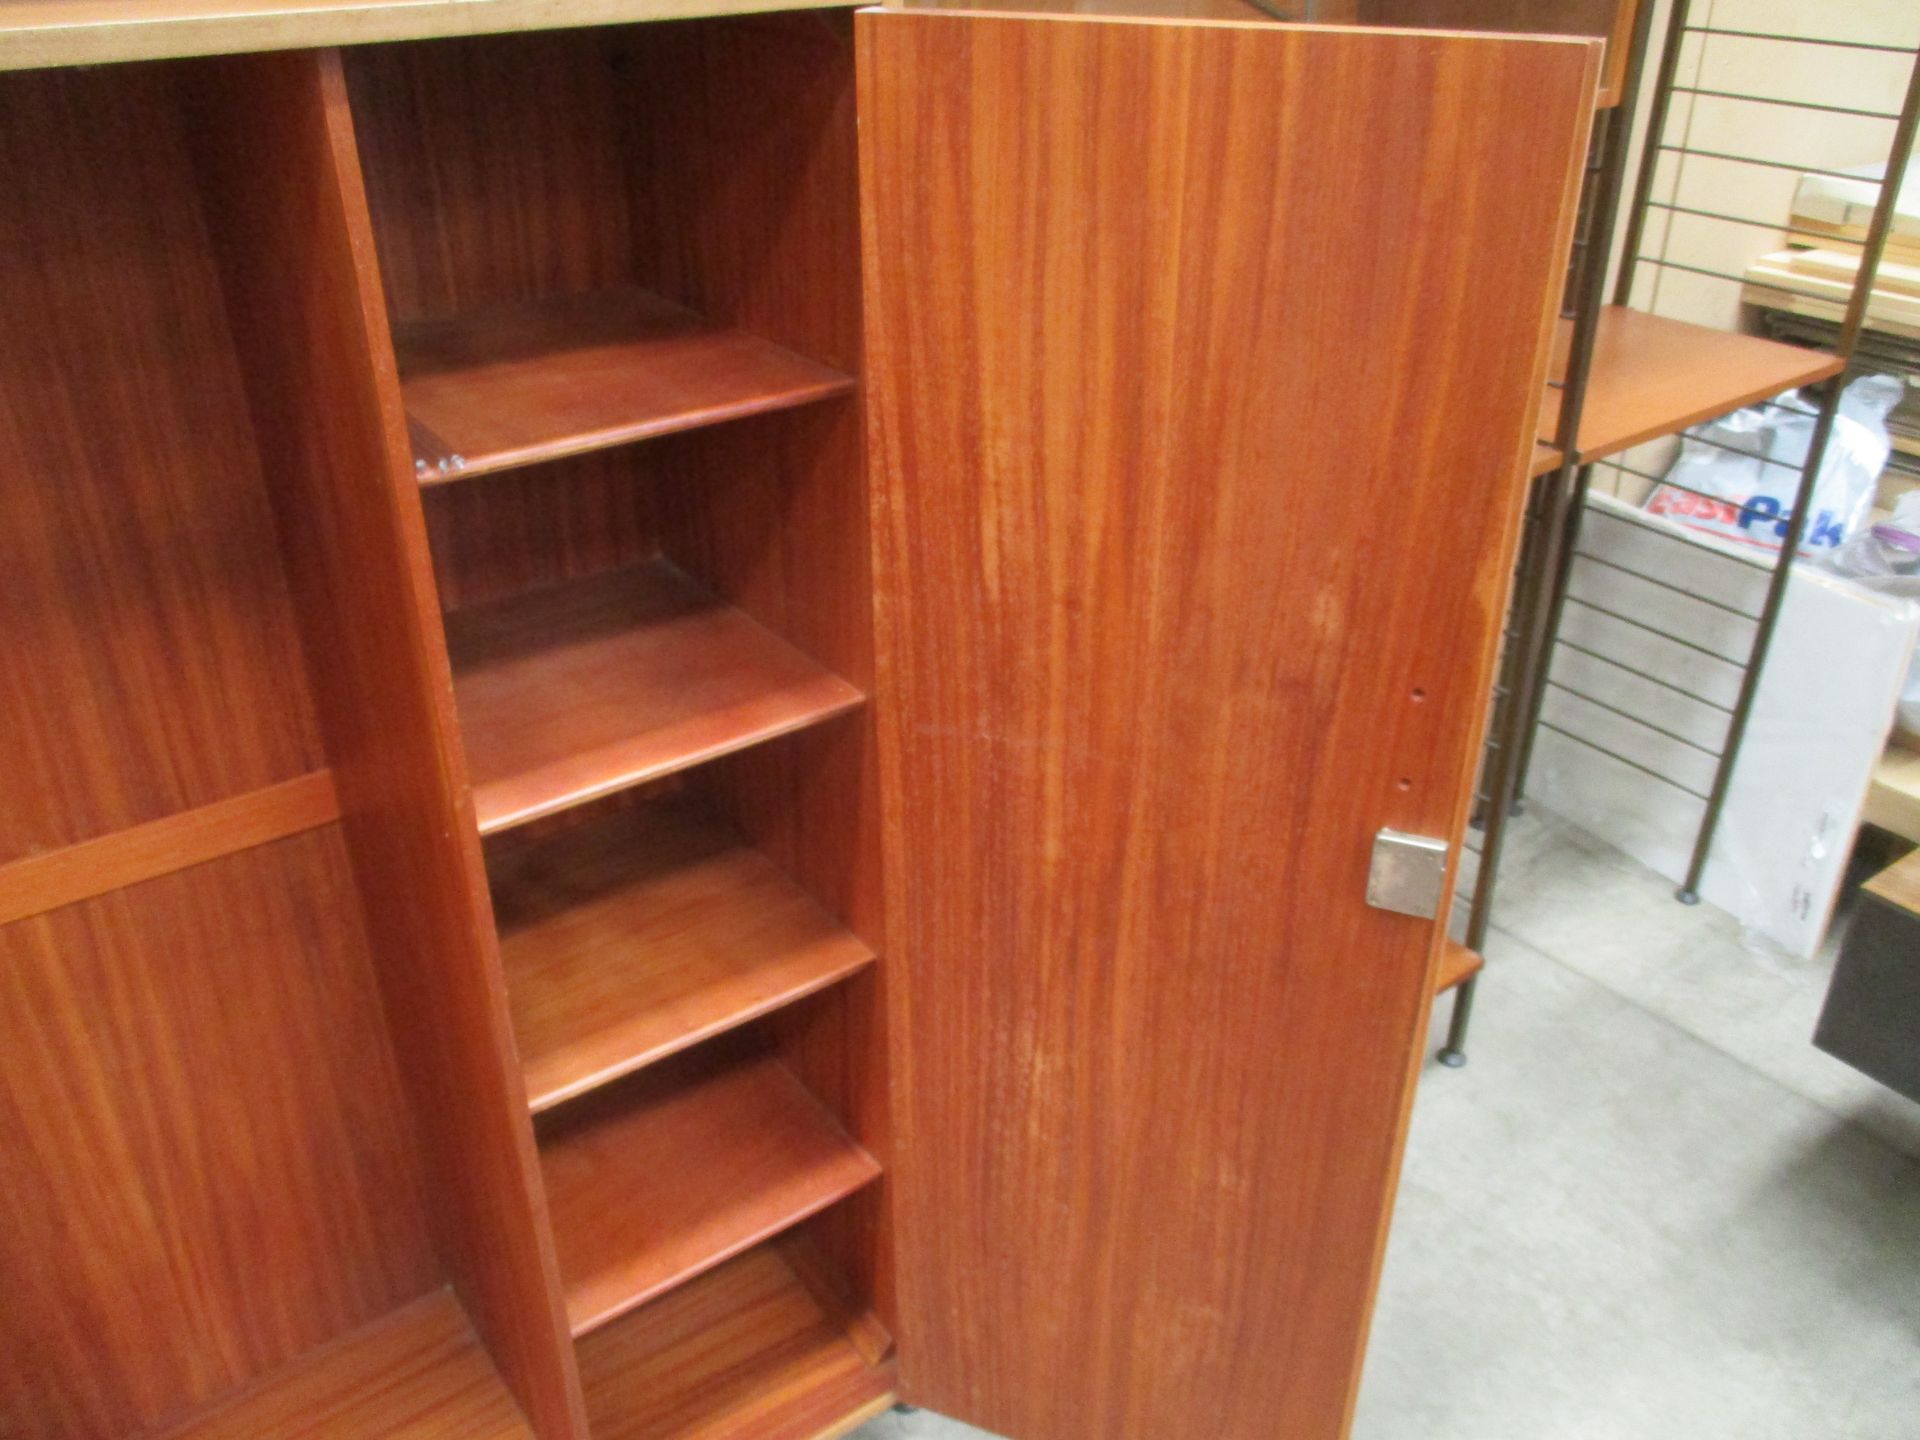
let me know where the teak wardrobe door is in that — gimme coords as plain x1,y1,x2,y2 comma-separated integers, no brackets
859,13,1597,1440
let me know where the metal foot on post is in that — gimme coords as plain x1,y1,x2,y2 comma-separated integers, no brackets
1436,975,1477,1068
892,1405,921,1415
1675,887,1699,906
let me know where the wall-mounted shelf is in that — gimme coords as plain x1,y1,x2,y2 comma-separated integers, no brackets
447,559,865,835
397,286,855,483
539,1048,880,1337
574,1244,894,1440
153,1290,531,1440
1538,307,1847,465
491,796,876,1114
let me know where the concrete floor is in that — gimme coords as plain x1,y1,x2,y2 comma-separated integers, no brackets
853,808,1920,1440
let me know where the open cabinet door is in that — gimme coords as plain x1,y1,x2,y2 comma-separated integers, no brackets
859,11,1597,1440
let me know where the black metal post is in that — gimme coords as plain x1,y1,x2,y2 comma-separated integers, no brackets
1436,0,1662,1066
1612,0,1695,309
1677,47,1920,902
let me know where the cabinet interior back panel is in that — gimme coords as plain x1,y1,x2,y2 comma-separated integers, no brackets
0,827,438,1440
0,64,325,863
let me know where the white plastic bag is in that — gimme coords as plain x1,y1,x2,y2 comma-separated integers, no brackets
1645,372,1904,556
1820,490,1920,736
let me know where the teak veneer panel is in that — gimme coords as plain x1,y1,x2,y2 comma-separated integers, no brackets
540,1049,881,1336
1539,307,1847,465
0,771,340,928
0,63,325,866
0,828,437,1439
492,796,876,1113
1360,0,1638,105
396,286,855,482
859,13,1596,1440
575,1246,895,1440
155,1289,532,1440
184,50,588,1438
448,559,865,834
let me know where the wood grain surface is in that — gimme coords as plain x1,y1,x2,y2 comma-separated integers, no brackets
1865,845,1920,916
448,559,865,835
491,794,876,1113
0,771,339,928
0,829,437,1439
0,64,325,867
155,1289,533,1440
621,12,895,1342
423,449,659,617
575,1244,895,1440
0,0,856,73
539,1046,881,1336
1539,306,1846,465
397,285,854,482
185,50,588,1438
859,13,1596,1440
345,29,635,325
1361,0,1638,105
1434,938,1486,993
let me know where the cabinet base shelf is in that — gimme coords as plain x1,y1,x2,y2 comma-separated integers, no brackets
577,1242,894,1440
151,1289,531,1440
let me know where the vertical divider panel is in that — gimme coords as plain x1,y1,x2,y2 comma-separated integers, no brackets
180,48,588,1440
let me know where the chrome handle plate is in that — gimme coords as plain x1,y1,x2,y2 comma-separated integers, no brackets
1367,829,1450,920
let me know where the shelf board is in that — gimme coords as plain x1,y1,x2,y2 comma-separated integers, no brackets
448,559,865,835
1433,939,1483,995
1539,307,1846,466
1530,441,1564,479
1865,740,1920,844
155,1289,530,1439
576,1244,894,1440
1865,845,1920,918
491,796,876,1114
394,286,855,482
541,1048,880,1337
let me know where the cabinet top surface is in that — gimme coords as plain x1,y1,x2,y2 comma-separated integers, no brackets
0,0,1611,72
0,0,855,70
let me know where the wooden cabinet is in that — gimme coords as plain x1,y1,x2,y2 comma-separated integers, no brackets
0,6,1598,1440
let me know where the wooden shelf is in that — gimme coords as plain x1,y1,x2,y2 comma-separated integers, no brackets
1530,441,1564,479
1865,845,1920,919
395,286,855,482
1865,740,1920,844
448,559,865,835
576,1244,895,1440
1433,939,1483,995
155,1289,531,1439
491,796,876,1114
1539,307,1846,466
540,1048,880,1337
